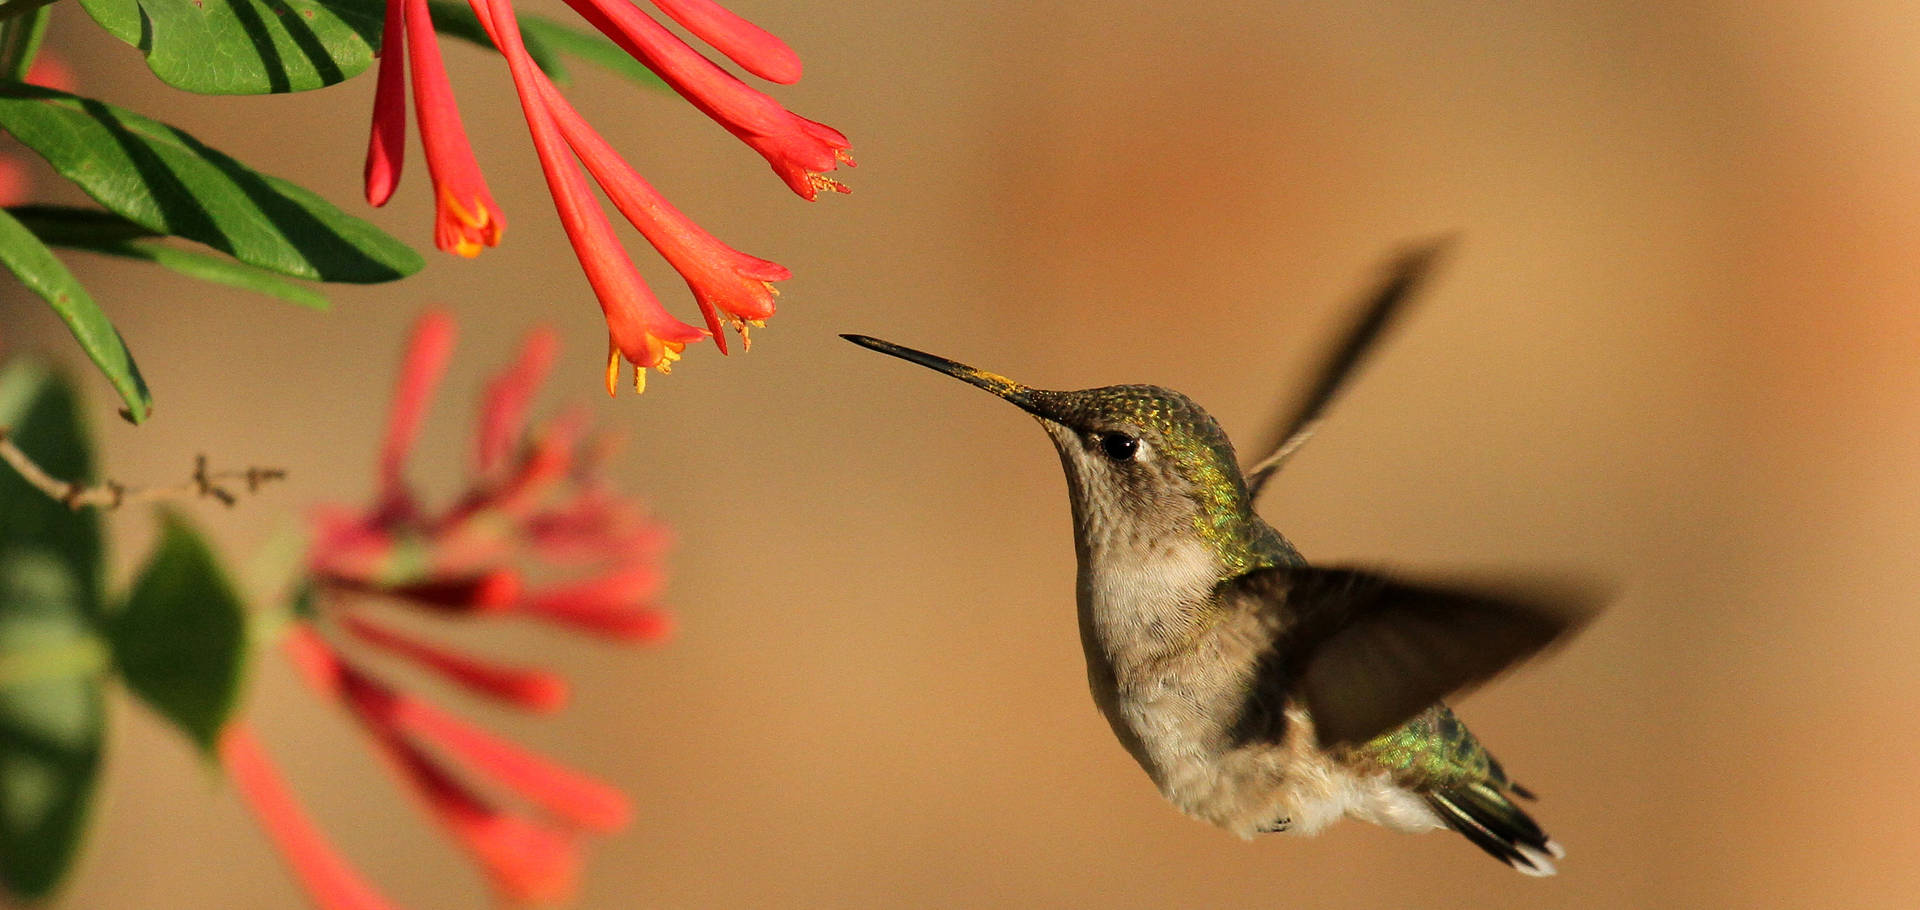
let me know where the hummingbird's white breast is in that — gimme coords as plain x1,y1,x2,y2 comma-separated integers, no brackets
1076,532,1442,840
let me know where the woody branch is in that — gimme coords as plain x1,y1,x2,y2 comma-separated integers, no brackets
0,427,285,509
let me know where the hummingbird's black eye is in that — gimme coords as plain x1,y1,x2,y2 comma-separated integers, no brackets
1098,432,1139,462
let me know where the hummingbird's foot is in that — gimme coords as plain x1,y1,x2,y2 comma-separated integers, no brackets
1259,816,1292,834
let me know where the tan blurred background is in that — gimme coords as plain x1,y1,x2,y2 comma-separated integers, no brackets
6,1,1919,907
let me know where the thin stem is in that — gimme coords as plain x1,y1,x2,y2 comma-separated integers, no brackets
0,427,287,510
0,3,50,81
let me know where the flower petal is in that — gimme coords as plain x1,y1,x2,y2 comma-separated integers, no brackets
522,565,671,640
559,0,852,199
387,568,524,613
342,613,570,712
524,487,671,565
364,0,408,207
646,0,801,84
403,0,506,256
471,410,587,518
379,310,456,498
477,327,559,476
386,694,632,832
467,0,706,387
346,677,582,905
532,73,791,352
285,624,349,698
221,723,403,910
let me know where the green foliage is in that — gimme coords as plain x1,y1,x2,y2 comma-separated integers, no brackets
0,368,261,899
0,85,422,283
0,209,152,424
14,205,330,310
0,0,667,419
0,363,103,608
0,0,692,896
110,510,250,756
0,86,418,412
77,0,383,95
0,4,49,82
0,362,106,902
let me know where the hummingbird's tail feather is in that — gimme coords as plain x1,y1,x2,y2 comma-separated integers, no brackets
1424,784,1562,876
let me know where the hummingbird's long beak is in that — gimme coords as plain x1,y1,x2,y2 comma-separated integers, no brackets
841,334,1048,416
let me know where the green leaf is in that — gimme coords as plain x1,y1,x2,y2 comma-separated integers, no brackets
72,0,139,45
0,209,153,424
429,1,664,90
76,0,383,95
7,205,159,247
0,363,107,901
0,3,50,81
91,242,330,309
0,362,103,608
0,85,423,283
0,552,106,902
16,205,329,309
110,510,249,755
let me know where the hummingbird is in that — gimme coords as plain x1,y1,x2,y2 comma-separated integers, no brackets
842,242,1601,875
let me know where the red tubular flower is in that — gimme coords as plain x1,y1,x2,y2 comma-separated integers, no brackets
522,565,670,641
467,0,708,392
647,0,799,83
478,327,557,476
221,724,402,910
364,0,507,256
378,690,632,832
341,613,569,711
525,485,670,565
345,685,583,906
533,74,791,351
377,310,456,500
363,0,408,206
236,313,670,908
559,0,854,199
357,0,847,388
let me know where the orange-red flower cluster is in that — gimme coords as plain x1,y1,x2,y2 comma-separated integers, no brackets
365,0,850,392
225,311,671,907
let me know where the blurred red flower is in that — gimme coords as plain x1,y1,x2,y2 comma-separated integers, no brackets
225,310,671,907
364,0,851,391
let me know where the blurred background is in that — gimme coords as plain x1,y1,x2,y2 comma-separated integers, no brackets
6,0,1919,907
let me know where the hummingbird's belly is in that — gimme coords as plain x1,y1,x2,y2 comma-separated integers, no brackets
1103,672,1444,840
1073,537,1441,838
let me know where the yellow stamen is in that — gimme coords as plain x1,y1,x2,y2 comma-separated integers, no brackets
604,342,620,397
807,173,850,195
436,185,505,256
633,365,647,394
439,186,486,229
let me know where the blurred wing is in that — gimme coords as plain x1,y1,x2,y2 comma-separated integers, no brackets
1222,565,1602,748
1244,238,1450,501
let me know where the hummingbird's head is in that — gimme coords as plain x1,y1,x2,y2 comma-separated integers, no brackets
842,335,1252,552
